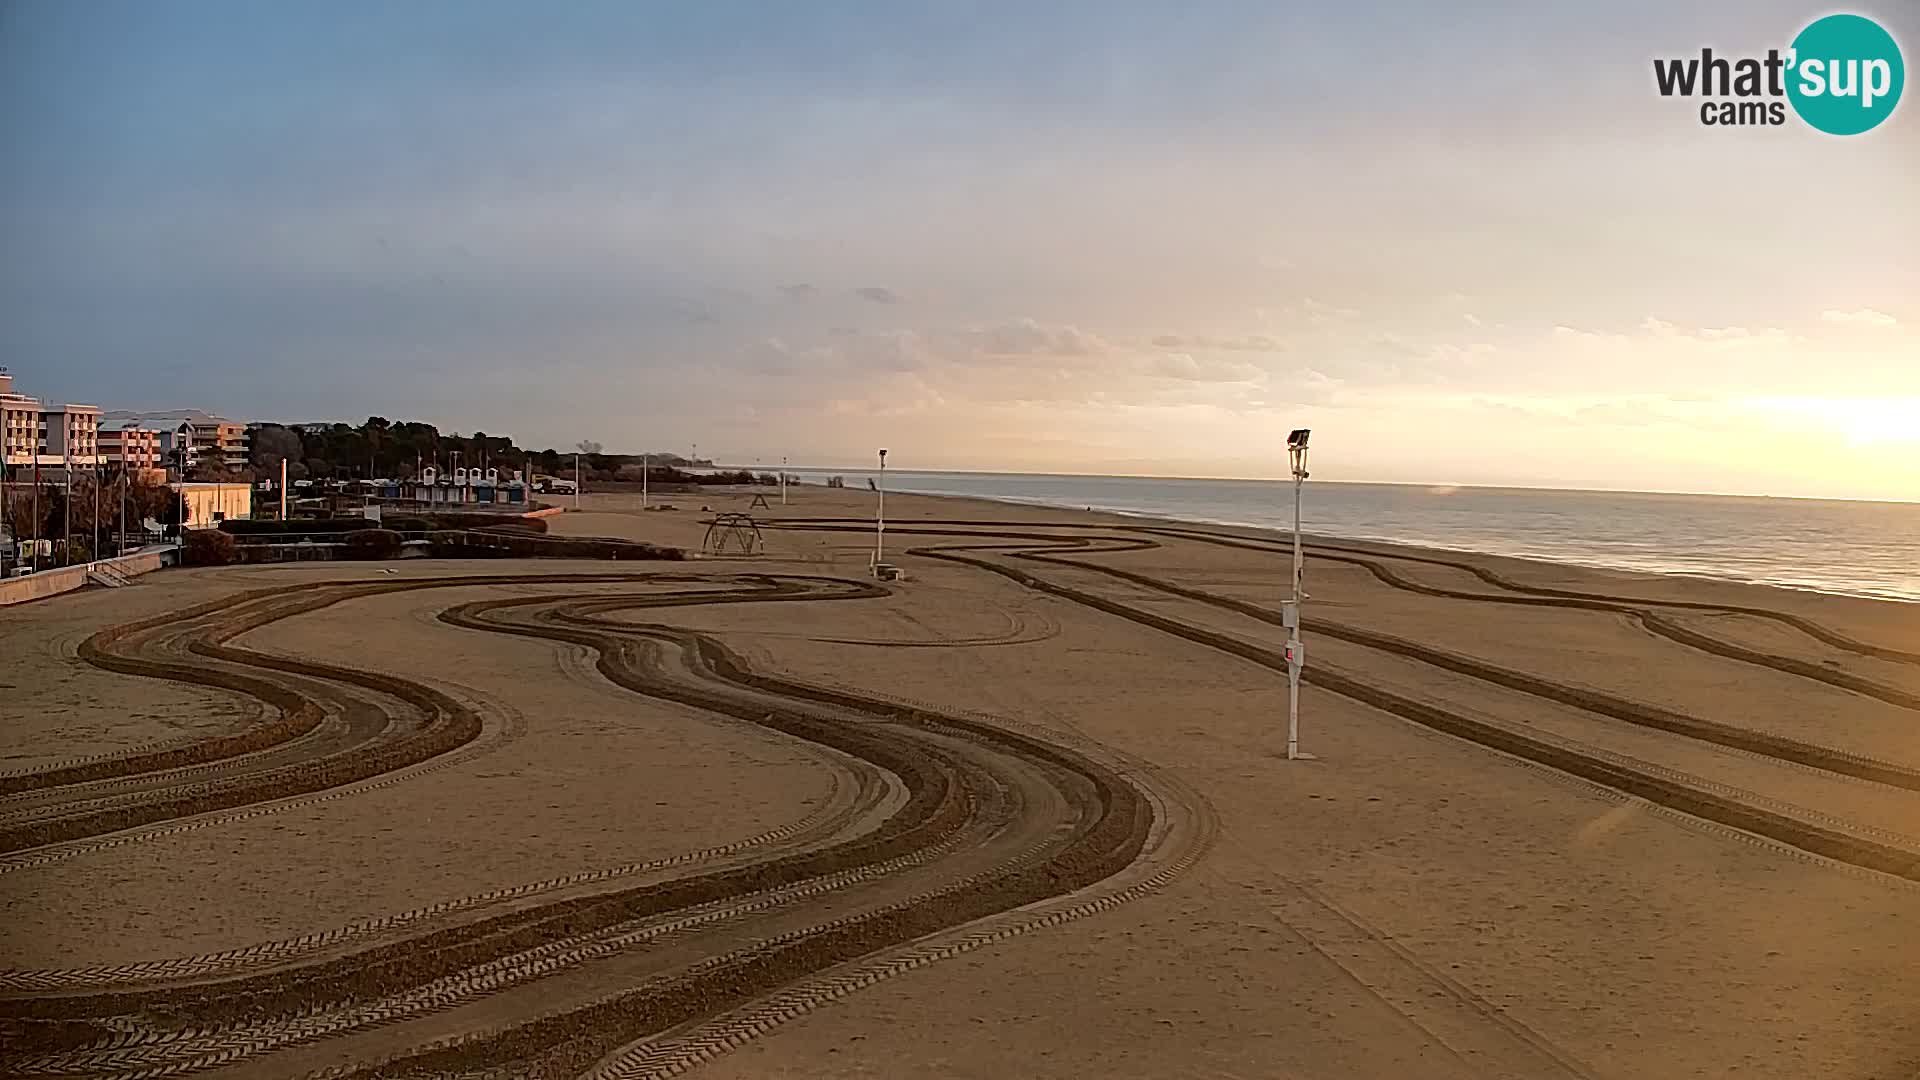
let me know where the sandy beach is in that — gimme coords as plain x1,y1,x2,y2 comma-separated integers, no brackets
3,482,1918,1080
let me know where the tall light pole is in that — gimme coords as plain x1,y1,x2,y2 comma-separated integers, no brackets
173,430,187,541
1284,428,1312,761
873,448,887,569
1,438,10,577
122,419,138,553
780,455,788,505
61,442,71,566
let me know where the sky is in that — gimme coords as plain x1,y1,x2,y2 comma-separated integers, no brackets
2,1,1916,499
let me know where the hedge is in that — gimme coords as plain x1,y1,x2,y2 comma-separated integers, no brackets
221,519,386,536
182,529,239,566
221,514,547,538
425,530,683,561
343,529,404,560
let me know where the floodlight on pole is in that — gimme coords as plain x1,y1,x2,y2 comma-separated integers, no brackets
780,456,788,505
873,448,887,569
1283,428,1312,761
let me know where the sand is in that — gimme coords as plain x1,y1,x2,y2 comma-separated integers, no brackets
2,482,1917,1080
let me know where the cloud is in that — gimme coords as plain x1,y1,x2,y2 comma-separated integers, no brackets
1573,400,1668,426
968,319,1105,358
779,283,817,301
667,296,719,324
726,319,1271,413
1820,308,1897,327
1150,333,1285,352
1146,352,1264,382
1300,297,1358,323
855,286,902,304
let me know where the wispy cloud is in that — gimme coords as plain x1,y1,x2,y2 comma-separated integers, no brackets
855,287,902,305
734,319,1271,411
780,283,817,301
1150,333,1285,352
1820,308,1897,327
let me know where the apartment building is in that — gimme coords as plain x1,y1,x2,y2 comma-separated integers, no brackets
100,424,164,469
0,372,101,470
174,419,251,471
0,373,35,468
42,404,102,465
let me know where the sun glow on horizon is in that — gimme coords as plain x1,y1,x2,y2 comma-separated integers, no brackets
1744,397,1920,447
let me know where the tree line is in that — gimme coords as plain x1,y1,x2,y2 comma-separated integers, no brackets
2,470,177,566
194,417,706,484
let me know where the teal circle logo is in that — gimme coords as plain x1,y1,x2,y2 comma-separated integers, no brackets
1787,14,1904,135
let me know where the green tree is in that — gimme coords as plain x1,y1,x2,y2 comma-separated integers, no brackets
250,424,306,475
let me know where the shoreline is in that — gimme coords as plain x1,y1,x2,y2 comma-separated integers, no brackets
764,466,1920,507
772,482,1920,609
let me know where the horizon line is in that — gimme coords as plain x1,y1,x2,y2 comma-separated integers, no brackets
710,464,1919,508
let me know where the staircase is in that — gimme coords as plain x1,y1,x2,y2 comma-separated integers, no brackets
86,561,136,589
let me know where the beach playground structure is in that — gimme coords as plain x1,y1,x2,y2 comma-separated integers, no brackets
703,513,765,556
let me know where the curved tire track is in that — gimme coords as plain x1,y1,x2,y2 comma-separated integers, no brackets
1,574,1191,1080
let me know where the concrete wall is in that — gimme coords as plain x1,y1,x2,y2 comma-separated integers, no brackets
0,548,168,607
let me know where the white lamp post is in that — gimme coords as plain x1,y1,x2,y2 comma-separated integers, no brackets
780,455,788,505
873,448,887,569
1284,428,1312,761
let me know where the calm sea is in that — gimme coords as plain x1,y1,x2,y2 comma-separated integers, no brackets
769,469,1920,603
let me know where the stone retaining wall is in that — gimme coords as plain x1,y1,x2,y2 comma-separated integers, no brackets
0,549,168,607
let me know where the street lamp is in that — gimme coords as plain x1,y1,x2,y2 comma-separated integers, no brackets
1284,428,1312,761
873,448,887,569
780,455,788,505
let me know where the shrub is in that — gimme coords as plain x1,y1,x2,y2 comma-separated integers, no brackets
183,529,239,566
343,529,404,560
58,538,94,566
419,511,548,533
222,518,385,536
380,517,434,533
423,530,682,561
